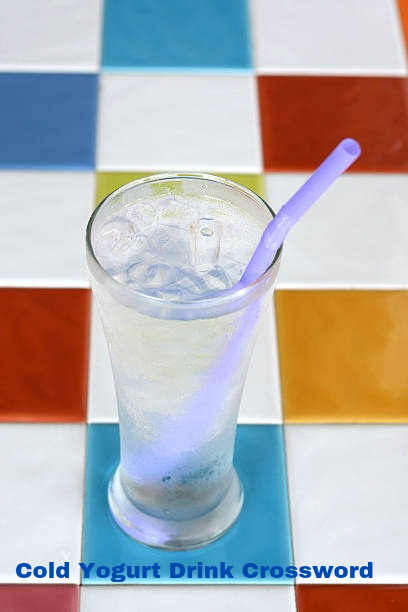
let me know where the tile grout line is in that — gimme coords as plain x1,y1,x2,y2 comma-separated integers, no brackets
280,423,298,604
270,292,298,607
80,265,99,595
276,285,408,291
80,273,95,595
271,290,299,608
78,422,90,596
245,0,263,174
94,19,104,174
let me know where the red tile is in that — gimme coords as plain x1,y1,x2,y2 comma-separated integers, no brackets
0,288,90,422
258,76,408,172
0,585,79,612
297,585,408,611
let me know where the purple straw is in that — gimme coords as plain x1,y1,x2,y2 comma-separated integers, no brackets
131,138,361,482
240,138,361,286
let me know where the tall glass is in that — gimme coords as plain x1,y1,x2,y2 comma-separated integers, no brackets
86,174,281,550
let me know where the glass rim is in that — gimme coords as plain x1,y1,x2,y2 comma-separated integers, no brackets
86,172,282,312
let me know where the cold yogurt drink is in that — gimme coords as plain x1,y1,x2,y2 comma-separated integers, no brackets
87,174,281,549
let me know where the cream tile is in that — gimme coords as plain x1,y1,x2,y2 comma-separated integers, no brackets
285,424,408,583
87,302,117,423
80,585,296,611
0,171,94,287
251,0,407,75
0,0,102,71
0,424,85,583
97,75,262,172
240,300,282,423
265,173,408,288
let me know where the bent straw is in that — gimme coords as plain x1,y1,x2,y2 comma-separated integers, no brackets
239,138,361,287
134,138,361,482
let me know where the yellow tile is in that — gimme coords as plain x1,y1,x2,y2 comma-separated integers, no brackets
275,290,408,423
95,172,266,208
221,174,266,199
95,172,151,206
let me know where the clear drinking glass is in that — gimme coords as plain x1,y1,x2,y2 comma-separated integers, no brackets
86,174,281,550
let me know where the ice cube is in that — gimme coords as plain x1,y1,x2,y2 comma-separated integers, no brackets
190,218,221,272
222,257,244,286
125,201,157,231
96,217,135,255
202,266,231,292
127,262,179,288
94,218,149,275
150,224,189,267
159,198,189,225
172,270,208,297
154,287,186,301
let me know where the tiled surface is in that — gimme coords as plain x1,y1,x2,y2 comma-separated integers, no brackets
297,585,408,611
0,171,94,286
266,173,408,288
0,289,90,422
1,1,408,610
0,73,98,169
87,302,118,423
251,0,407,75
82,425,292,584
0,1,102,72
0,585,79,612
0,425,85,583
258,76,408,172
97,74,261,171
275,290,408,423
81,585,296,611
285,425,408,584
102,0,251,71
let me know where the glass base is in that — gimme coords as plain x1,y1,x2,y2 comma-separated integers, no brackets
108,466,244,551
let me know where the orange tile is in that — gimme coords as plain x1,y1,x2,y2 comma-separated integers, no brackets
397,1,408,57
275,290,408,422
297,585,408,611
258,76,408,172
0,288,90,422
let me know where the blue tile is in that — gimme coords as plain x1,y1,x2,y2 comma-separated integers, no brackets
102,0,252,71
82,424,293,584
0,73,97,169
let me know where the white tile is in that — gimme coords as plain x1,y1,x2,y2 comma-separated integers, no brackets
250,0,407,75
239,299,282,423
285,424,408,584
0,171,94,287
0,424,85,583
97,75,262,172
0,0,102,71
88,298,281,423
265,173,408,288
80,585,296,611
88,301,118,422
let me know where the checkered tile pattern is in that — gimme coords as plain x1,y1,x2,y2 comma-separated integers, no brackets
1,1,408,609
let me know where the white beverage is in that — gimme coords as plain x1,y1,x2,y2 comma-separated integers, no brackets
87,174,280,549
